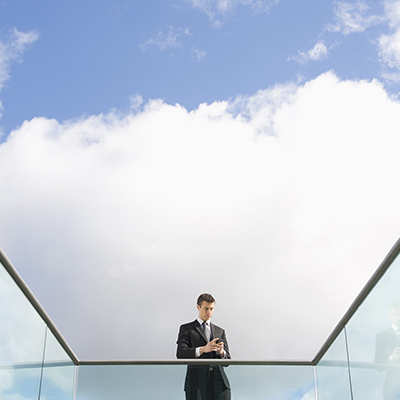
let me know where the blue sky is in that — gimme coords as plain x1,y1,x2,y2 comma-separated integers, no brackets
0,0,397,134
1,0,400,364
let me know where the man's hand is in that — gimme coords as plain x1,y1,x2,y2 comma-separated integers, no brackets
390,347,400,361
200,338,224,355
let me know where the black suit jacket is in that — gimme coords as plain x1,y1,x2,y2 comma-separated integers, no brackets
375,328,400,398
176,320,231,393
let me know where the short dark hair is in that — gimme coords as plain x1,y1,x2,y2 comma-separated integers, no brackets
197,293,215,306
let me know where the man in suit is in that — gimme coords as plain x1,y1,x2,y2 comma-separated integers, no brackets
176,293,231,400
375,299,400,400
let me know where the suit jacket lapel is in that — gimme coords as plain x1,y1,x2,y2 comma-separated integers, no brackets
195,320,208,342
210,323,216,341
390,328,400,345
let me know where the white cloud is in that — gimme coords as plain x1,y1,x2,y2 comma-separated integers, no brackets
0,28,39,92
378,1,400,72
384,0,400,28
327,1,382,35
293,1,400,83
290,2,385,75
185,0,280,26
1,72,400,362
290,41,329,64
139,26,191,52
191,46,207,61
129,93,143,110
0,28,39,120
291,1,400,83
140,28,204,62
110,4,130,18
322,1,400,79
381,70,400,82
379,29,400,69
227,81,298,133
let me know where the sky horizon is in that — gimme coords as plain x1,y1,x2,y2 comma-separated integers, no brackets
1,0,400,364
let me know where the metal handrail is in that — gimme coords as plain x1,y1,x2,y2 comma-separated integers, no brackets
0,248,79,365
77,359,313,366
1,237,400,368
312,237,400,365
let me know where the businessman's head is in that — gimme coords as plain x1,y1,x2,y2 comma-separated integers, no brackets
390,299,400,327
197,293,215,322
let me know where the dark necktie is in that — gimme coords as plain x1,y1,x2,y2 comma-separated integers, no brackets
202,321,211,342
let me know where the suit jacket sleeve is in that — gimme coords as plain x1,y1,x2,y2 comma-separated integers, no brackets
176,324,197,359
220,328,231,359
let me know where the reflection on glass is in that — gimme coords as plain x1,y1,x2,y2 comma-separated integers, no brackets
0,262,47,364
374,300,400,400
0,260,47,399
228,365,315,400
315,328,352,400
76,365,187,400
40,327,76,400
76,364,315,400
0,366,42,400
346,255,400,400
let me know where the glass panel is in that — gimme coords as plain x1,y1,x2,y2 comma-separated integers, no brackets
315,328,352,400
39,327,76,400
0,260,46,399
346,254,400,400
0,366,43,400
228,365,315,400
76,364,314,400
76,364,186,400
0,261,47,364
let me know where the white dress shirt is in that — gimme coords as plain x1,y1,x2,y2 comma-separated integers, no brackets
195,318,225,358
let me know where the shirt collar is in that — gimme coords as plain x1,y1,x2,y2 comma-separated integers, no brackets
197,317,210,326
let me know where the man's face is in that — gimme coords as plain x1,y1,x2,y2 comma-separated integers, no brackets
390,307,400,327
197,301,215,322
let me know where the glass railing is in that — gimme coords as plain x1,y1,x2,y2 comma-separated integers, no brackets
315,328,352,400
344,243,400,400
75,361,315,400
0,250,77,399
2,238,400,399
315,239,400,400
